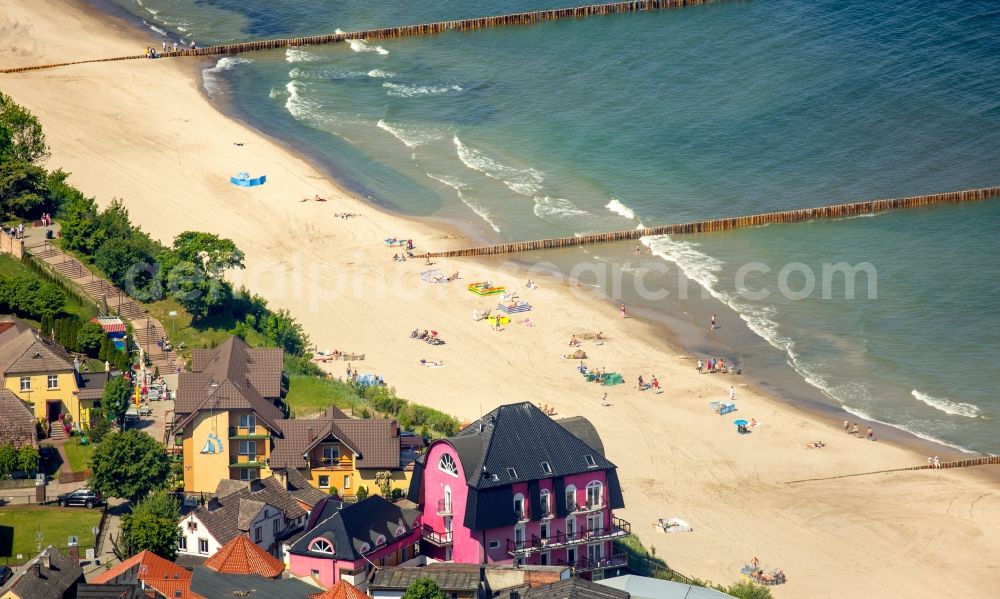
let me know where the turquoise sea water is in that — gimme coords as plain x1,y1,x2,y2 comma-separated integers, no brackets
110,0,1000,452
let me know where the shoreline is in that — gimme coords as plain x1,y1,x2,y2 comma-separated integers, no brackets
189,41,983,461
72,0,988,459
4,1,1000,597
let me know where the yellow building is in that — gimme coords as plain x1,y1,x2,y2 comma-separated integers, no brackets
0,323,107,436
269,405,415,499
172,337,414,497
171,337,286,493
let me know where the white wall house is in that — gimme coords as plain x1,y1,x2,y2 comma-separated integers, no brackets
177,499,286,559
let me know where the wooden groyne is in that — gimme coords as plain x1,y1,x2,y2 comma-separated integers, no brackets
427,185,1000,258
783,454,1000,485
0,0,722,74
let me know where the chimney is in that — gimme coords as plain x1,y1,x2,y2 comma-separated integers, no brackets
272,469,288,490
67,543,79,562
307,427,314,444
208,497,222,511
34,562,42,578
73,357,81,373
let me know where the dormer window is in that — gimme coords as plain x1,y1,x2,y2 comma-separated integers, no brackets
506,467,518,479
394,519,407,537
584,454,597,468
438,453,458,477
308,538,334,554
540,461,552,475
375,535,386,547
359,542,371,554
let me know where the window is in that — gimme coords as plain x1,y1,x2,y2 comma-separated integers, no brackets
513,494,525,521
488,540,500,550
343,474,351,489
198,538,209,555
586,482,603,509
539,489,551,517
565,485,577,511
438,453,458,477
540,461,552,474
584,454,597,468
178,537,187,551
540,522,549,541
47,374,58,389
375,535,386,547
19,377,30,391
567,546,577,564
322,445,340,463
309,538,334,554
240,468,258,481
254,527,262,542
513,526,525,549
540,552,549,566
566,516,577,539
239,414,257,430
587,513,602,533
311,569,320,578
239,440,256,457
318,475,330,488
506,467,518,479
273,519,280,535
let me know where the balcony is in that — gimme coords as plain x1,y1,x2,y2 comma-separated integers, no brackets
421,525,452,547
230,455,266,468
437,499,453,516
229,426,269,439
559,550,629,573
568,500,604,514
507,516,631,556
309,455,353,471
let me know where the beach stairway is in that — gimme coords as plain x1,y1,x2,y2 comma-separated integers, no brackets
22,228,180,374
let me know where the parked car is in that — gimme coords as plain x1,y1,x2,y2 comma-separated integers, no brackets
56,488,103,508
0,564,12,586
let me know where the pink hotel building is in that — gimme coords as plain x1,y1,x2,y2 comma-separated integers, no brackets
408,402,631,580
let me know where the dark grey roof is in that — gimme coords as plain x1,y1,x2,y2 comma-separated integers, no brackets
557,416,605,456
76,583,146,599
370,566,479,591
452,402,616,490
270,416,401,471
3,545,84,599
76,370,109,400
507,578,629,599
288,495,419,562
284,467,328,508
190,566,314,599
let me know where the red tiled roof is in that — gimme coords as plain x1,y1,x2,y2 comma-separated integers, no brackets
204,535,285,578
91,550,204,599
308,580,369,599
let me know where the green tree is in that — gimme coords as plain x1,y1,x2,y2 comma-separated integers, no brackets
96,199,135,244
172,231,245,277
258,308,309,356
402,578,447,599
89,430,170,504
59,193,101,254
0,92,48,163
374,471,393,499
165,259,232,320
0,160,48,217
0,442,16,479
94,237,160,299
31,282,65,318
16,445,39,474
76,322,106,357
723,581,774,599
101,375,133,430
119,490,181,559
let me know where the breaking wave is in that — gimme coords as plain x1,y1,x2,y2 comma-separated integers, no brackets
911,389,980,418
427,173,500,233
606,197,636,220
202,57,251,97
452,136,543,196
376,120,443,149
383,82,463,98
348,39,389,55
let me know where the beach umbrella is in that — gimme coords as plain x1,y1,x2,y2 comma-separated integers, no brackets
733,419,748,426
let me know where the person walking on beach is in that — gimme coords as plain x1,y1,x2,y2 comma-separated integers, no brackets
851,422,859,437
711,314,717,330
844,420,850,433
729,385,736,402
933,456,941,469
620,304,627,319
867,426,874,441
651,375,660,393
601,392,609,407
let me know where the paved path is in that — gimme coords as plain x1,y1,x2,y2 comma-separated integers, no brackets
21,225,180,373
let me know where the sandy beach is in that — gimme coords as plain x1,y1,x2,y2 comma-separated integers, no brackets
2,1,999,596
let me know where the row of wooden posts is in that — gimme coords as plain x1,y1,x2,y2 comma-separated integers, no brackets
0,0,721,74
784,454,1000,485
425,186,1000,258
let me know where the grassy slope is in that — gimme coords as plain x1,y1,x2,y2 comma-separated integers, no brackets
0,254,97,322
62,439,95,472
283,375,361,418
